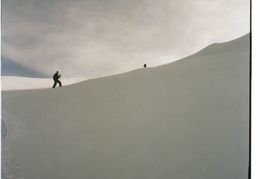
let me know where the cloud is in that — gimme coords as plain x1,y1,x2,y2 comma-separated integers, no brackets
2,0,250,77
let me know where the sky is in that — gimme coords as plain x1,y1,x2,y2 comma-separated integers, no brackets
1,0,250,78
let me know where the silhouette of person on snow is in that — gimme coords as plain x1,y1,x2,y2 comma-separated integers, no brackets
144,64,147,68
52,71,62,88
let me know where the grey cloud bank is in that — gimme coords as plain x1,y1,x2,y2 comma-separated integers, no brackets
2,0,250,77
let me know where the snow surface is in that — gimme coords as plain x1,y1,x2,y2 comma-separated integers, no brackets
1,77,87,91
2,34,250,179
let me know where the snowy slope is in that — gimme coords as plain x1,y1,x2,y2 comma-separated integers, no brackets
1,76,87,91
2,34,250,179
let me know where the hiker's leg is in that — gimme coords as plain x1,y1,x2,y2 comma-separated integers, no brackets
58,80,62,87
53,81,57,88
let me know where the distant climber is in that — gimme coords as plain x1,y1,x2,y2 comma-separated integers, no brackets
144,64,147,68
52,71,62,88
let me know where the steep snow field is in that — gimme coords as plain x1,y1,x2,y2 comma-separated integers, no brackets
2,34,250,179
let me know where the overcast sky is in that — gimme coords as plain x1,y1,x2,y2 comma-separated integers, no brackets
2,0,250,78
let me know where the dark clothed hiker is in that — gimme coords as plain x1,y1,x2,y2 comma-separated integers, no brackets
52,71,62,88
